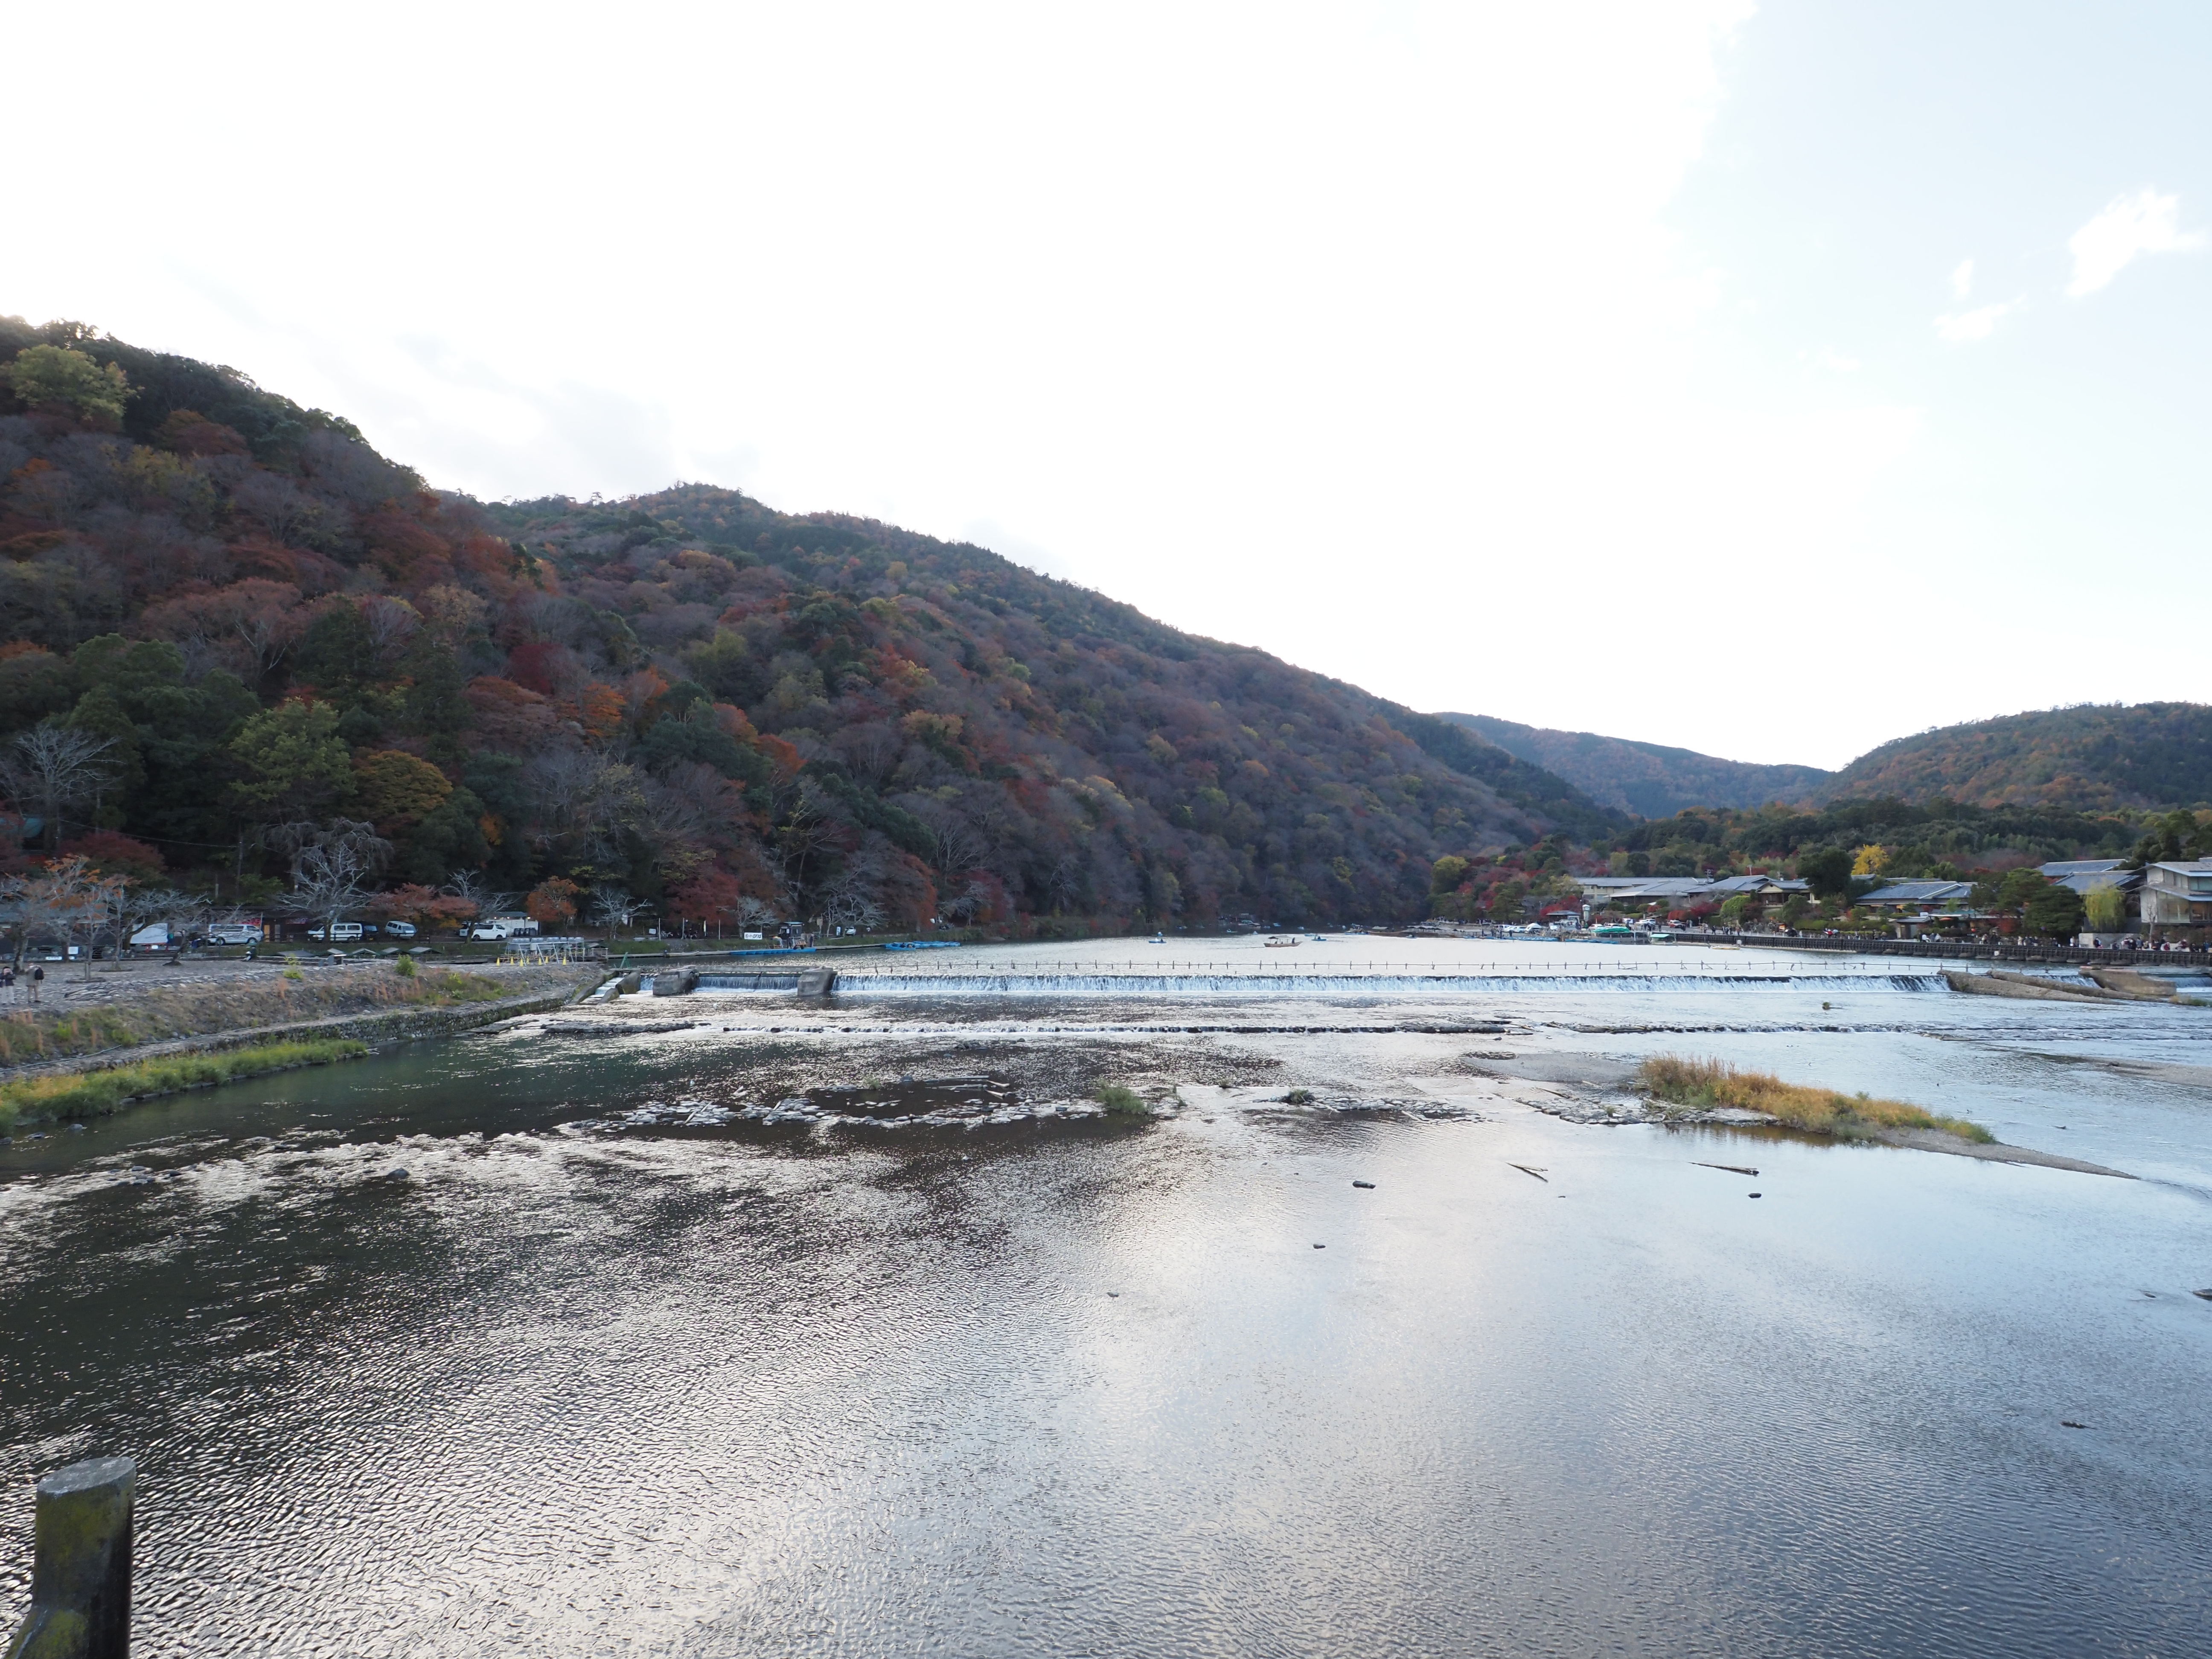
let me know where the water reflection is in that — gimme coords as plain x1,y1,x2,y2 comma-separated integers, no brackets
1,937,2208,1655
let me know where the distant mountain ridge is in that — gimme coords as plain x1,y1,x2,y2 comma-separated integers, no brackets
1822,702,2212,811
1437,714,1831,818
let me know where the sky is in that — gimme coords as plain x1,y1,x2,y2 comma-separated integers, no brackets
5,1,2206,770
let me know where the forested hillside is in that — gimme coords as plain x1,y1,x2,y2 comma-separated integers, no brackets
1821,703,2212,811
1609,797,2143,879
0,316,1621,934
1439,713,1831,817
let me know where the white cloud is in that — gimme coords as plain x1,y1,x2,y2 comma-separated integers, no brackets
1934,300,2021,343
2066,188,2206,296
1950,258,1974,299
1814,349,1861,373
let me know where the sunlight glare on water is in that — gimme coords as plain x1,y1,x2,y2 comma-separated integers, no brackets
1,935,2207,1655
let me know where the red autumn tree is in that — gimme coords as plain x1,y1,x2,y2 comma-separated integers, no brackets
669,867,745,930
525,877,580,929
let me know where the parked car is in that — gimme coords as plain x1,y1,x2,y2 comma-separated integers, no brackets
308,922,365,943
206,923,262,946
466,916,539,941
383,920,417,938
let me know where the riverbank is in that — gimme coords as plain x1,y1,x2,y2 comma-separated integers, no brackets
0,961,602,1068
0,1039,370,1130
0,963,602,1129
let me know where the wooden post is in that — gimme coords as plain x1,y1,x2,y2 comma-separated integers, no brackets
5,1455,134,1659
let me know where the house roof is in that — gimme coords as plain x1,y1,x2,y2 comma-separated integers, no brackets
2040,859,2128,877
1577,877,1720,901
1857,880,1973,906
2053,868,2140,894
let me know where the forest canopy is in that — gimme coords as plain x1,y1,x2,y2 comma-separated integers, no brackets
0,317,1630,934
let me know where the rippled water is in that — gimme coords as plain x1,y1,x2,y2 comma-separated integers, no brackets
3,937,2209,1655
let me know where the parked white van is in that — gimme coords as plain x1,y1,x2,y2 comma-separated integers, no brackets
466,915,539,942
207,922,261,946
309,922,365,943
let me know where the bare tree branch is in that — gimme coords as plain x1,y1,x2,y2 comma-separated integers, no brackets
0,728,117,850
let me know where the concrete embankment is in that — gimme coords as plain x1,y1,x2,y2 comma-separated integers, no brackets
2080,966,2183,1001
1944,969,2129,1003
0,966,603,1086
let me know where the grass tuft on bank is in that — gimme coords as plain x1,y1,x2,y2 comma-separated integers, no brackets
0,1039,371,1131
1094,1083,1147,1116
1639,1055,1995,1144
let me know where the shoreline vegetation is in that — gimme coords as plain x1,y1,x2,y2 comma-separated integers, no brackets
0,1039,369,1131
1639,1055,1995,1144
0,963,551,1067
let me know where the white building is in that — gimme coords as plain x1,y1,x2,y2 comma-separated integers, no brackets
2139,862,2212,931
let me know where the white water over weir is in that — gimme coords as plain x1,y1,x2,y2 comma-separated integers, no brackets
694,969,1951,995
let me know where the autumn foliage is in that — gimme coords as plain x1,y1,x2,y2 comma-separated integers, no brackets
0,315,1632,933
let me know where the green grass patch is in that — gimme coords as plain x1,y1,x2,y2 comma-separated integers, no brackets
0,1039,371,1131
1639,1055,1994,1144
1094,1082,1147,1116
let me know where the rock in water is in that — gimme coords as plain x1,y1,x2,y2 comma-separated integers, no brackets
1352,1180,1375,1189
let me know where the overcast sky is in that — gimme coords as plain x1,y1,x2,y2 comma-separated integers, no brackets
7,1,2206,769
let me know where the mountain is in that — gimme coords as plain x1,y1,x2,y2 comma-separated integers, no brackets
1822,702,2212,811
1435,713,1832,818
0,316,1621,933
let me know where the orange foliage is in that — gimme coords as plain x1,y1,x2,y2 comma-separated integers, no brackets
567,682,625,745
525,878,580,928
358,508,455,589
466,676,565,750
624,667,672,725
58,830,165,882
156,410,250,457
669,867,746,925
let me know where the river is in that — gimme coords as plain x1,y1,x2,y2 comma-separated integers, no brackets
3,935,2207,1655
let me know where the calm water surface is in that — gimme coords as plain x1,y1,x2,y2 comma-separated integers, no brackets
2,937,2208,1655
